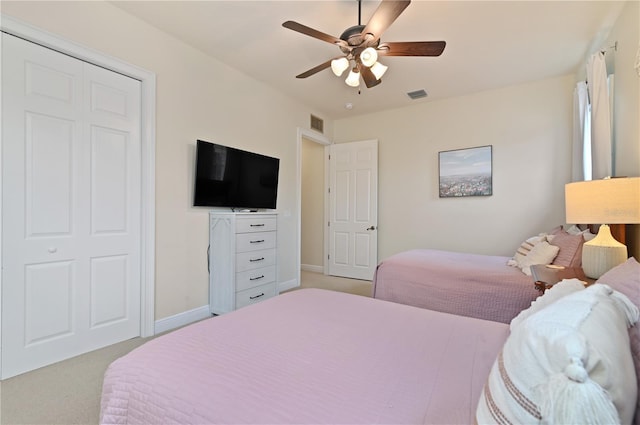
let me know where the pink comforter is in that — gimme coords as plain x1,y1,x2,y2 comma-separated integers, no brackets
101,289,508,424
373,249,540,324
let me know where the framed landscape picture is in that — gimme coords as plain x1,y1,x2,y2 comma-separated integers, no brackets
438,145,492,198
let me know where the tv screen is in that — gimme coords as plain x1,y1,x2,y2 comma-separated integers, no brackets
194,140,279,209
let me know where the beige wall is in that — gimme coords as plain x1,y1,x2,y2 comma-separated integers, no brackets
333,75,576,260
331,1,639,262
606,0,640,260
1,1,325,320
3,0,637,321
301,138,325,269
608,0,639,179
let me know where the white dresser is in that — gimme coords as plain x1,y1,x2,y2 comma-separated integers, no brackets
209,211,278,315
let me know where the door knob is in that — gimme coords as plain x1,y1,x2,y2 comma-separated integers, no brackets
366,226,376,231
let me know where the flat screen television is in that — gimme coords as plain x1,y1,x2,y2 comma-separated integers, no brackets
193,140,279,209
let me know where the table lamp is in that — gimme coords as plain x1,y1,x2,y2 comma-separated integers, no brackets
565,177,640,279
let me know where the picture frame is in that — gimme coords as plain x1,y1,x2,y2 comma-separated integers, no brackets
438,145,492,198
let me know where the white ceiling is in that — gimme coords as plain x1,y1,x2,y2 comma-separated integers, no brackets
111,1,625,120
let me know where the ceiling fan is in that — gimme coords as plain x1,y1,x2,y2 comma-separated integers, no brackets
282,0,446,89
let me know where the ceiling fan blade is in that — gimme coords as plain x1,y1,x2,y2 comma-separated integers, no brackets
361,67,382,88
295,59,334,79
378,41,446,56
362,0,411,43
283,21,346,47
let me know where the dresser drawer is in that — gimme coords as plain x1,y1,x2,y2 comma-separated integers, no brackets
236,216,277,233
235,282,277,309
236,265,276,292
236,231,276,252
236,249,276,272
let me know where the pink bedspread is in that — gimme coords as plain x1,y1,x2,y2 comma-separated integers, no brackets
101,289,508,424
372,249,540,324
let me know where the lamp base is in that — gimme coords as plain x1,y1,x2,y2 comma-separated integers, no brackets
581,224,628,279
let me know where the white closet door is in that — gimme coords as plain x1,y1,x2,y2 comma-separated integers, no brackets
1,34,142,378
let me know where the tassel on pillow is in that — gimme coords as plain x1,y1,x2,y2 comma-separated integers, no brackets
537,357,619,425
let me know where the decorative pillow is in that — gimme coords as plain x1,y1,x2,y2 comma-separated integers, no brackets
477,284,639,425
597,257,640,424
510,278,586,331
566,224,596,241
549,230,585,267
507,234,548,268
515,241,560,276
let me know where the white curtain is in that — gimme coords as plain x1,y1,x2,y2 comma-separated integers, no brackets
586,51,612,179
572,81,589,181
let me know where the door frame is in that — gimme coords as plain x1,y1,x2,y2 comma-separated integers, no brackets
295,128,330,290
0,15,157,366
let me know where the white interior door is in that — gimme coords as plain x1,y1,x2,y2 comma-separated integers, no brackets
328,140,378,280
1,34,142,378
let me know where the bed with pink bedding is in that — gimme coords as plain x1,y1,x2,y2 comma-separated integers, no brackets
100,288,509,424
372,249,540,324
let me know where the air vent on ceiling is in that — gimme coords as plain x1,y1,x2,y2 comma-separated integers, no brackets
407,89,428,100
310,114,324,133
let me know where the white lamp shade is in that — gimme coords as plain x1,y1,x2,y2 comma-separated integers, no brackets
370,61,388,80
360,47,378,67
331,57,349,77
565,177,640,224
345,68,360,87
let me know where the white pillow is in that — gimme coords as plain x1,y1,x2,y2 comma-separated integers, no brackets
516,241,560,276
507,234,548,268
510,278,586,331
477,284,639,425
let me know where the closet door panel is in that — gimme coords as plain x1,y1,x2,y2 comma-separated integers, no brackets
1,33,142,379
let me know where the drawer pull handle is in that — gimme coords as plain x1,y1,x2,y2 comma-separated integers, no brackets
250,293,265,300
250,239,265,244
250,224,265,227
250,275,265,281
249,257,265,262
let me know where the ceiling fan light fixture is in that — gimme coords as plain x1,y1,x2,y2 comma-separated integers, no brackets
345,68,361,87
331,57,350,77
370,61,388,80
360,47,378,67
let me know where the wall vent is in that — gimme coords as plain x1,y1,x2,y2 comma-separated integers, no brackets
407,89,428,100
310,114,324,133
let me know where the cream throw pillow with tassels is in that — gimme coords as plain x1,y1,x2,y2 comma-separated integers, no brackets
477,284,639,424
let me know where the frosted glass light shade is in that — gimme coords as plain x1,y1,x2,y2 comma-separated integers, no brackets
331,57,349,77
345,68,360,87
581,224,628,278
370,61,388,80
360,47,378,67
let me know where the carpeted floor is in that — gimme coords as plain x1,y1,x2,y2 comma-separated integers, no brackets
0,271,370,425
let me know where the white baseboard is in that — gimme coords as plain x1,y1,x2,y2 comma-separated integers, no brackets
278,278,298,293
154,305,212,335
301,264,323,273
155,279,302,335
